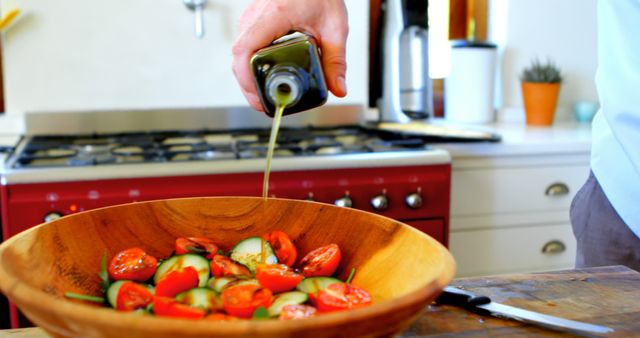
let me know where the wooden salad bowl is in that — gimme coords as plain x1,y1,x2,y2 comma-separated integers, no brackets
0,197,455,337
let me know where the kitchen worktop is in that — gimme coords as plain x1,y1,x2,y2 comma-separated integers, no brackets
1,266,636,337
434,120,592,158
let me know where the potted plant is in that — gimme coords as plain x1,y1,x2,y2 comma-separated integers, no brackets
520,59,563,126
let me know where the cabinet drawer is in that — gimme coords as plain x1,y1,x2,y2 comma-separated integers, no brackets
449,223,577,277
451,165,589,216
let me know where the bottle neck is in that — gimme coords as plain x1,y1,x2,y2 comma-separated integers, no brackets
266,67,304,108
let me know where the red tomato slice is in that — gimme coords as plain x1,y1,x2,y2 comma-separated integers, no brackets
210,255,251,278
115,281,153,312
155,266,200,298
255,264,303,293
279,304,317,320
221,284,273,318
262,231,297,267
315,282,372,312
175,237,219,259
108,248,158,282
298,244,342,277
153,296,206,319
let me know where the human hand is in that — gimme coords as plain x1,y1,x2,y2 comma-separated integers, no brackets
232,0,349,112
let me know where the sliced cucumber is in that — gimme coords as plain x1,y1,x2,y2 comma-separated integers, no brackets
229,237,278,273
296,277,342,294
106,280,127,308
209,277,235,293
267,291,308,317
106,280,154,308
176,287,221,312
153,254,210,287
209,276,260,293
224,278,260,290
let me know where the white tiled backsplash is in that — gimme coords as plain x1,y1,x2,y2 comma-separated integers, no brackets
0,0,369,116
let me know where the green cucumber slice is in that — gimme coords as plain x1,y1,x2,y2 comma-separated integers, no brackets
296,277,342,294
267,291,308,317
153,254,210,287
106,280,127,308
209,277,259,293
176,287,221,312
209,277,235,293
229,237,278,273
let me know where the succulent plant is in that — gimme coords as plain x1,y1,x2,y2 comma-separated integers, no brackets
520,58,563,83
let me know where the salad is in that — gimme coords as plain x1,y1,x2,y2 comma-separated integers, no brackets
65,231,372,321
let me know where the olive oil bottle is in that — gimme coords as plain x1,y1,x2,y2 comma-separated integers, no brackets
250,33,329,117
254,33,329,198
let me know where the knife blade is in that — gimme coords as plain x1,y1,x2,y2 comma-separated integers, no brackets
435,286,614,335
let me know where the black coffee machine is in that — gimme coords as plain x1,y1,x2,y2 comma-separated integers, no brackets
372,0,432,122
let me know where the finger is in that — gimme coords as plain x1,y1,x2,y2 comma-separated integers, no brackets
321,41,348,98
318,19,349,97
232,56,264,112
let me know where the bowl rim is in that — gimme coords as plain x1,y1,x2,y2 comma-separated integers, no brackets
0,196,456,335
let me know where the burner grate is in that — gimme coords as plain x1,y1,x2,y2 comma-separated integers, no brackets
11,126,433,168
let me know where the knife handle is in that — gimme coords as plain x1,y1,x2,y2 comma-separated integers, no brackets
435,286,492,315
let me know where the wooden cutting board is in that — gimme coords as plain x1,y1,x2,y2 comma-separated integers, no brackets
402,265,639,337
2,266,638,337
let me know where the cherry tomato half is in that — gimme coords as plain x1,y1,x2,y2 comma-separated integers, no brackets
279,304,317,320
153,296,206,319
210,255,251,278
298,244,342,277
255,264,304,293
314,282,372,312
175,237,219,259
221,284,273,318
262,231,297,267
108,248,158,282
155,266,200,298
115,281,153,312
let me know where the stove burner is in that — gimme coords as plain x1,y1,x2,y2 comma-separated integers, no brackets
11,126,436,169
237,144,300,159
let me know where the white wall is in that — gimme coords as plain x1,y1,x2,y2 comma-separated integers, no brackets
489,0,598,121
0,0,369,116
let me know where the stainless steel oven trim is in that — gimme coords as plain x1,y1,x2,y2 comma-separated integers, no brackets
1,148,451,184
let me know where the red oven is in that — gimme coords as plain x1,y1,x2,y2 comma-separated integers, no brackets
1,125,451,328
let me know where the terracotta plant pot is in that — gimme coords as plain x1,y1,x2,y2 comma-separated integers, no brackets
521,82,561,126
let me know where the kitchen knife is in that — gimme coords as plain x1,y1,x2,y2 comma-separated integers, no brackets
435,286,614,335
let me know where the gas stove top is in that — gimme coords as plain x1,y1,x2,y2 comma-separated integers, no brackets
10,126,435,169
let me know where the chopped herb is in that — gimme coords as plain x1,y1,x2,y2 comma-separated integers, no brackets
64,292,105,303
346,268,356,285
99,253,110,292
252,306,270,320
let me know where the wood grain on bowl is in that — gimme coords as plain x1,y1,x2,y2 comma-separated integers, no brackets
0,197,455,338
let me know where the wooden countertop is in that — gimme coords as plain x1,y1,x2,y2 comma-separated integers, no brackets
2,266,637,337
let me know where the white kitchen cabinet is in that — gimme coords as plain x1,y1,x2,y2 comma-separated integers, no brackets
440,122,592,277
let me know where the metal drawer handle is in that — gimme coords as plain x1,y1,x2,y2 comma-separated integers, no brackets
542,240,566,254
545,182,569,196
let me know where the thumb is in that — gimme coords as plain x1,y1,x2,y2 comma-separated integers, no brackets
319,30,348,98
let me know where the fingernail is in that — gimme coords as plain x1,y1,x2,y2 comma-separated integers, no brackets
337,76,347,96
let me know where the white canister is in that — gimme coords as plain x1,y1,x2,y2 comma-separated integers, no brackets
444,40,497,124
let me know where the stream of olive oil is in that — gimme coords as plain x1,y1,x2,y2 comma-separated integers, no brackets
262,90,294,199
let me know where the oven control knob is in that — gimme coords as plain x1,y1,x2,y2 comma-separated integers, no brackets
405,192,423,209
334,195,353,208
44,212,63,223
370,194,389,211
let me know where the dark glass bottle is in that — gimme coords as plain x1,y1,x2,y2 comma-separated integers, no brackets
250,34,329,117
